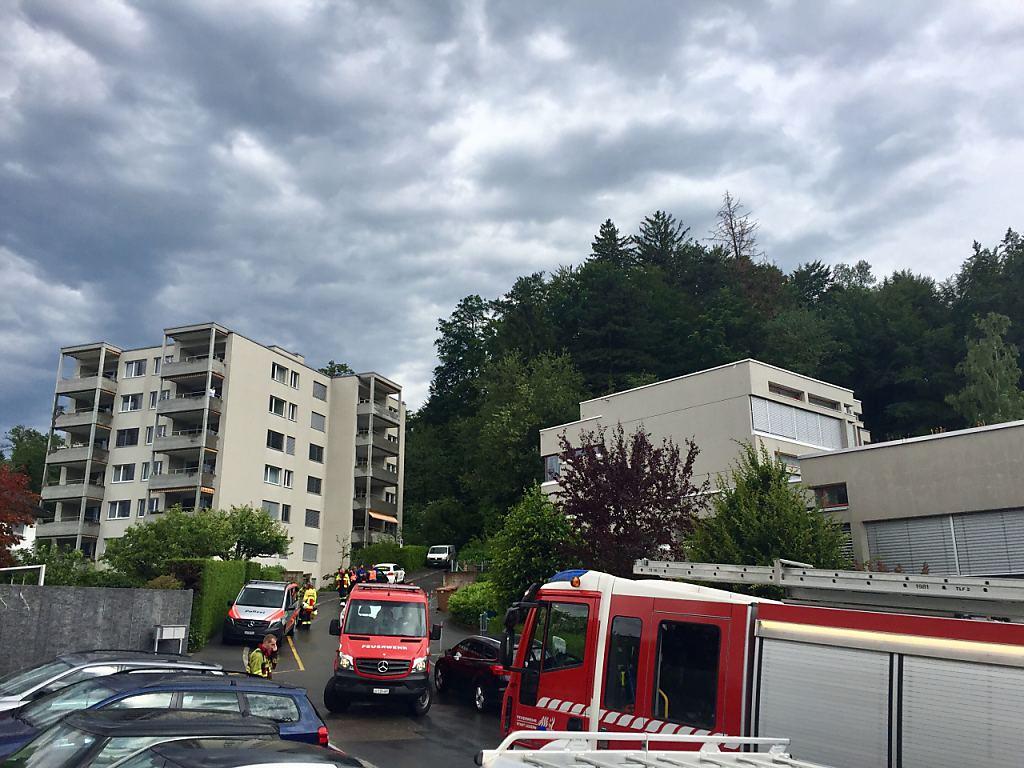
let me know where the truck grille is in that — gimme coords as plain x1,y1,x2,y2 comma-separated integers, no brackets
356,658,411,677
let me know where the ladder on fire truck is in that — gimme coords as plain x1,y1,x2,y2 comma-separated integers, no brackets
478,731,834,768
634,558,1024,620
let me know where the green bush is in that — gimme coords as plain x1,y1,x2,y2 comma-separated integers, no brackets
258,564,287,582
447,581,500,627
398,545,427,572
170,559,247,651
352,543,427,575
244,561,262,582
144,574,184,590
455,537,491,565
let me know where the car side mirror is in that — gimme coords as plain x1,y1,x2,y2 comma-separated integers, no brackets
499,634,515,668
226,600,233,608
430,623,442,641
328,619,341,636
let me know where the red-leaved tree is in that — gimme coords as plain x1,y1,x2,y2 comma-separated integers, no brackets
0,465,39,566
557,423,707,577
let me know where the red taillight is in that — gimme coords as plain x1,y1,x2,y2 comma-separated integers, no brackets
489,664,505,676
318,725,329,747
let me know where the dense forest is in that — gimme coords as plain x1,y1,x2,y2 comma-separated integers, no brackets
403,200,1024,547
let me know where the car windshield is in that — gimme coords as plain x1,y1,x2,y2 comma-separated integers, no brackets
428,547,447,554
19,678,116,729
2,721,98,768
0,660,73,697
235,587,283,608
343,600,426,637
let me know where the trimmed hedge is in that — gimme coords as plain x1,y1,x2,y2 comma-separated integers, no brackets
170,559,247,651
352,543,428,574
447,581,500,627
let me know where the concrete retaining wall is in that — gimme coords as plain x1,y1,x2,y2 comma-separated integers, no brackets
0,585,193,676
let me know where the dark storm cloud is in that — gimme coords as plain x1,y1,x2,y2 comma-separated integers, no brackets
2,0,1023,435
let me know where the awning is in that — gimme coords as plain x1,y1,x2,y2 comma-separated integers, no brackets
368,511,399,524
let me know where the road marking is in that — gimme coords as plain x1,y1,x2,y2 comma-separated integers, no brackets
287,634,305,672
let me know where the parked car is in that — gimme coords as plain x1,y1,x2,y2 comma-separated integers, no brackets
132,738,373,768
433,635,509,712
223,580,301,644
0,709,279,768
426,545,455,568
0,652,222,714
0,671,329,758
372,563,405,584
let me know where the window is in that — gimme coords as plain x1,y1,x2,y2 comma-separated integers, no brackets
124,359,147,378
281,504,291,523
145,426,153,445
750,396,844,450
310,411,325,431
541,602,589,671
283,469,293,488
269,396,286,416
261,500,280,519
112,464,135,483
120,393,142,412
246,694,300,722
136,499,147,517
266,430,285,451
148,497,159,513
115,428,139,447
289,370,300,388
543,455,560,482
307,476,322,495
768,382,803,401
107,500,131,520
603,617,642,711
108,691,174,709
305,509,320,528
160,389,169,401
285,436,295,455
288,402,298,421
264,465,282,485
152,461,162,476
309,443,323,463
652,622,720,730
148,391,157,409
814,483,849,509
271,362,288,383
302,543,318,563
180,691,240,713
156,424,166,438
808,394,841,411
152,357,161,374
313,381,327,400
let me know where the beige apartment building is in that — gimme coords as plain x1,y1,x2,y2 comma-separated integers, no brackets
540,359,868,497
38,322,405,578
801,420,1024,576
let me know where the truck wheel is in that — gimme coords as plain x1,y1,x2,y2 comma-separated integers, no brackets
323,682,349,714
473,680,490,712
409,686,432,717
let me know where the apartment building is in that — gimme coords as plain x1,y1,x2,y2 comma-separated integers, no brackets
539,359,867,496
37,322,405,577
801,420,1024,575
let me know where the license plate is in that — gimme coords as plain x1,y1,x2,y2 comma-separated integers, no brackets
244,630,255,635
372,688,390,695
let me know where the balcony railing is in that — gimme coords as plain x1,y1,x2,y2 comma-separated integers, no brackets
40,481,106,502
46,445,109,465
162,355,226,380
153,429,219,454
157,393,223,417
356,400,401,424
56,375,118,396
54,407,113,431
353,462,400,485
149,469,216,492
353,496,398,517
355,431,401,455
34,517,101,539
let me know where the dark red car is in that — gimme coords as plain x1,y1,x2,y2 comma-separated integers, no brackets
433,635,509,713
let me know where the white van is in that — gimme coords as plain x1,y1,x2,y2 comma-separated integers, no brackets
426,545,455,568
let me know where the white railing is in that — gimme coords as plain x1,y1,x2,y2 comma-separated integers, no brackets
1,565,46,586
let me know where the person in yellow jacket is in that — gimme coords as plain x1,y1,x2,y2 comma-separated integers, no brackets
247,634,278,678
301,582,318,620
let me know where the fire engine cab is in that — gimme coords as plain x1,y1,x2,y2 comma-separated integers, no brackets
499,562,1024,768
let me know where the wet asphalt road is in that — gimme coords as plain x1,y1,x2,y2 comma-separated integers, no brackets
195,570,502,767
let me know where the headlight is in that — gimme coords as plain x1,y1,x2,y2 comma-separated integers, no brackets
267,618,282,628
338,653,354,669
412,656,427,673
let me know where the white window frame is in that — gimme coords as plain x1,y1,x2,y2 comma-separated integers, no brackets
124,360,146,378
121,393,142,413
269,396,286,417
145,426,154,445
153,357,161,374
281,504,291,523
272,362,288,384
140,462,150,481
264,465,282,485
287,402,298,422
283,469,294,489
148,391,158,409
137,499,147,517
112,464,135,483
107,500,131,520
289,370,300,389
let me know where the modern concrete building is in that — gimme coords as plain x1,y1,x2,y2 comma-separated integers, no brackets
800,420,1024,576
37,322,405,577
540,359,868,497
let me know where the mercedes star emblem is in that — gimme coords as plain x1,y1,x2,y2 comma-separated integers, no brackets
377,660,390,673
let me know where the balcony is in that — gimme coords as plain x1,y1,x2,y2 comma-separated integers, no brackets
162,355,226,381
46,445,109,466
157,393,223,417
54,408,113,432
351,528,397,546
149,469,216,492
353,495,398,517
357,400,400,425
34,516,101,539
353,462,400,485
154,429,219,454
40,482,105,502
355,431,400,455
55,375,118,397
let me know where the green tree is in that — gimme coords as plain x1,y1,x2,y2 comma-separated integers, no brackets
16,543,94,585
687,443,850,585
425,295,493,422
490,485,579,608
223,505,291,560
319,360,354,377
946,313,1024,425
2,426,52,493
589,219,635,269
633,210,690,271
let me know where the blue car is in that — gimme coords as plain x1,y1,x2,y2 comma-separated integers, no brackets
0,671,329,759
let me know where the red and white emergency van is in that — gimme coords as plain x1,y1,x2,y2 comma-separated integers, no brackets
325,583,441,717
499,565,1024,768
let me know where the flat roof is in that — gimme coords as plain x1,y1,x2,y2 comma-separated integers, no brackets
801,419,1024,459
579,358,855,406
540,414,603,434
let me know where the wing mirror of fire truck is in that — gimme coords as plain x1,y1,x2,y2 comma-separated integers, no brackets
328,619,341,636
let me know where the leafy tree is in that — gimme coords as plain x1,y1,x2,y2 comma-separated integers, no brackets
2,426,52,493
946,313,1024,425
223,505,291,560
490,484,579,608
490,274,558,361
319,360,354,377
590,219,635,269
557,424,707,577
687,443,850,585
15,543,94,585
0,465,38,567
405,497,479,548
425,295,493,422
831,260,876,289
759,309,836,376
789,261,833,307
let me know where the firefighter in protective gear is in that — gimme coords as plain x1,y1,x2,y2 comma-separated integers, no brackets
248,634,278,678
302,582,318,620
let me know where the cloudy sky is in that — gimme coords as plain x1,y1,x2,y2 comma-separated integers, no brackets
2,0,1023,436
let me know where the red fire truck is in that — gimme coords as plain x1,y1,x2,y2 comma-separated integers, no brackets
498,560,1024,768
